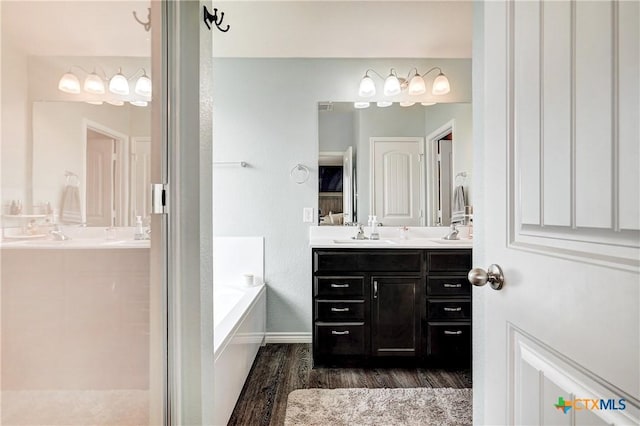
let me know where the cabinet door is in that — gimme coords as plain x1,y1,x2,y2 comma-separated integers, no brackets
371,276,422,357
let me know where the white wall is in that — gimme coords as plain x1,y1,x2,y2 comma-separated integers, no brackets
212,58,472,333
1,37,29,208
318,110,354,153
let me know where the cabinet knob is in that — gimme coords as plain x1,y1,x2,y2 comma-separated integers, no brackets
468,264,504,290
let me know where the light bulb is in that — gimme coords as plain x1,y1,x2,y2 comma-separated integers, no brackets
84,72,105,94
399,101,415,107
383,73,401,96
358,75,376,97
130,100,149,107
408,74,426,95
354,102,370,109
376,101,392,108
109,70,130,95
86,100,104,105
106,100,125,106
58,72,81,94
432,73,451,95
134,73,152,97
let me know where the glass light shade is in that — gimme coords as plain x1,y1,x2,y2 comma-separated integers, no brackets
432,73,451,95
130,100,148,107
399,101,415,107
106,100,124,106
84,73,105,94
134,74,152,97
408,74,426,95
358,75,376,97
383,74,401,96
354,102,370,109
376,101,393,108
421,102,436,106
58,72,81,94
86,100,104,105
109,72,130,95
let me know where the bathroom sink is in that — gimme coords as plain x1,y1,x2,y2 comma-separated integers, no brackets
332,239,397,245
431,238,472,244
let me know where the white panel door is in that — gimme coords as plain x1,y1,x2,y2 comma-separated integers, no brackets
476,2,639,425
370,137,424,227
343,146,354,224
131,137,151,222
86,136,115,227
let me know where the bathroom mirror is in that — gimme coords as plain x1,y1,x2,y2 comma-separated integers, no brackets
32,101,151,226
318,102,472,227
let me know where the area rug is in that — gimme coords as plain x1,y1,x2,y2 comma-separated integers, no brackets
284,387,472,426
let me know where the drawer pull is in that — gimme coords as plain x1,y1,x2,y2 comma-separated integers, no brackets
444,330,463,335
330,283,350,288
331,330,350,335
443,283,462,288
443,307,462,312
331,307,350,312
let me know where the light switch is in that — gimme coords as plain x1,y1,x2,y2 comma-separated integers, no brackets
303,207,314,223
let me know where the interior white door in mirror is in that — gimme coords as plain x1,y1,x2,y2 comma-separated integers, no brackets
370,137,424,227
86,132,115,226
342,146,354,224
475,1,639,425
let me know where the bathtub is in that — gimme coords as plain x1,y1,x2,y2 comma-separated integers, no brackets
213,284,266,426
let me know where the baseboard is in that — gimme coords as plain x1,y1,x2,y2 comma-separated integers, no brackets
264,332,312,344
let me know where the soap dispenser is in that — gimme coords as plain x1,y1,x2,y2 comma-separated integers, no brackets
134,216,145,240
370,215,380,240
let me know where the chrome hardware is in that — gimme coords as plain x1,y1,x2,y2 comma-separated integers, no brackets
331,330,350,335
444,330,463,335
373,281,378,299
353,224,368,240
468,264,505,290
442,223,459,240
331,307,350,312
443,283,462,288
151,183,167,214
330,283,349,288
443,307,462,312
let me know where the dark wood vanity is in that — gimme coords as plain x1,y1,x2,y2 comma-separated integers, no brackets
312,248,471,367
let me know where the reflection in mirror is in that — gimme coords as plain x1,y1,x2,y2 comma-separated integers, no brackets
32,101,151,226
318,102,472,227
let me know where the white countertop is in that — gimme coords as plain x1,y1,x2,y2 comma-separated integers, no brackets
308,226,473,249
1,226,150,249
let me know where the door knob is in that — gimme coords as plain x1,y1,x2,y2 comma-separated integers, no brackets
468,264,504,290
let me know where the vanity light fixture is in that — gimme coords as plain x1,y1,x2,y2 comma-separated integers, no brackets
354,101,370,109
58,71,81,94
109,68,130,95
357,66,451,99
57,66,152,104
421,102,436,106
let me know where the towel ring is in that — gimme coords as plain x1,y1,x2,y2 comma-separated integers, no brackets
290,164,310,184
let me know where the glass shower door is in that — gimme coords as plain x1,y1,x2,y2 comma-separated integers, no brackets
1,1,166,424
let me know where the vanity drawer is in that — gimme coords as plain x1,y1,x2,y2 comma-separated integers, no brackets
426,322,471,360
427,276,471,296
427,250,472,273
315,276,364,297
314,251,360,272
314,250,422,273
315,300,365,321
315,323,365,356
427,299,471,320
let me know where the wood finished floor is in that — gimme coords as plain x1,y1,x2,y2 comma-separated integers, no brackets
227,344,472,426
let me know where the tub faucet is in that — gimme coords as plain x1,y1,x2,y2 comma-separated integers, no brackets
442,223,459,240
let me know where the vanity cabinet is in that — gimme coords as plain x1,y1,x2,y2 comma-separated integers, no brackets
312,248,471,367
426,250,472,366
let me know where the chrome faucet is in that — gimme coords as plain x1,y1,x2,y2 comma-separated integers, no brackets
353,224,368,240
49,226,71,241
443,223,459,240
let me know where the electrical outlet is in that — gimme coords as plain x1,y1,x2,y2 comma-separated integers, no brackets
303,207,314,223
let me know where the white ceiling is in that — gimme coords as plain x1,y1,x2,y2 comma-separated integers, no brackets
2,1,471,59
1,1,151,57
213,1,473,58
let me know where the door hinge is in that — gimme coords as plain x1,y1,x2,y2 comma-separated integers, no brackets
151,183,167,214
